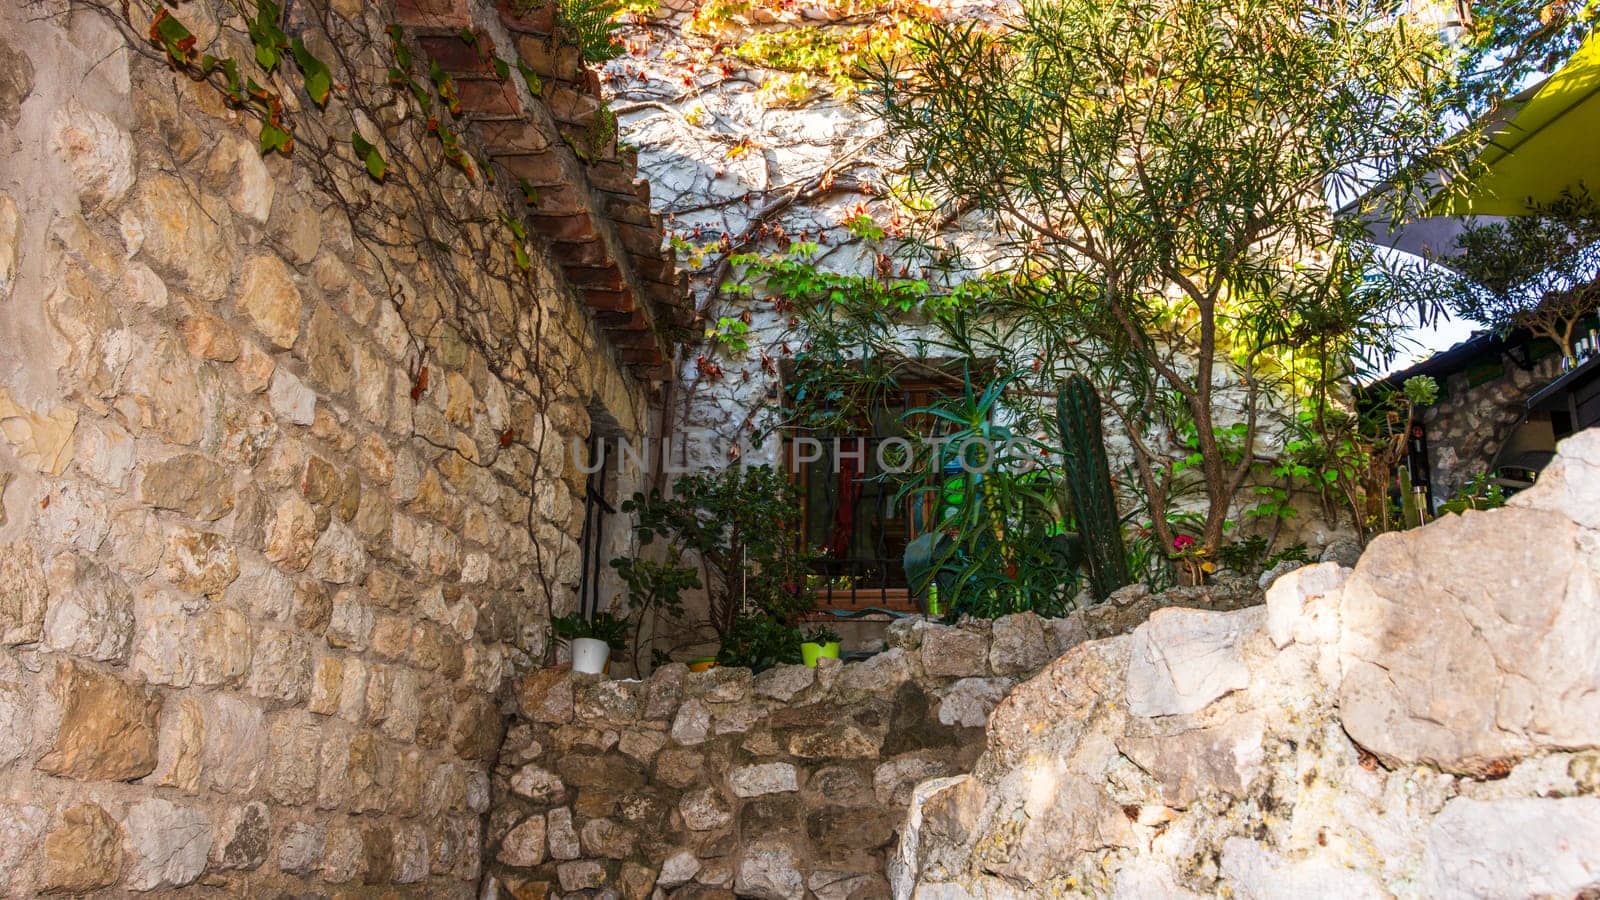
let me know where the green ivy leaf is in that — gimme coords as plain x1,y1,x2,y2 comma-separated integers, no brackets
259,121,293,155
291,37,333,107
516,60,543,96
149,11,199,66
429,60,462,115
492,56,511,81
248,0,288,72
387,24,413,68
351,131,387,181
217,57,246,104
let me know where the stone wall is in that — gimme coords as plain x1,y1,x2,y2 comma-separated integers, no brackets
1420,352,1561,502
485,612,1093,897
894,427,1600,898
0,0,672,893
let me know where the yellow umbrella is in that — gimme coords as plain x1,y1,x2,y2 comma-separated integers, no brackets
1440,30,1600,216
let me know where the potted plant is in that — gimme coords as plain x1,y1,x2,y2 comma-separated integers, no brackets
800,626,841,667
552,611,629,675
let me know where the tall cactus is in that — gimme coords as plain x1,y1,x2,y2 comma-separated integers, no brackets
1056,374,1132,601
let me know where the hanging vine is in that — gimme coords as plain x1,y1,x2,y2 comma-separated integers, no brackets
75,0,648,667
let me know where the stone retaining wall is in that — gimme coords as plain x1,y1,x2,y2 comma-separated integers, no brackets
893,428,1600,898
0,0,661,893
483,592,1254,898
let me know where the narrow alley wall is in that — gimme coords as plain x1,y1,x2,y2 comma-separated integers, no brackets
0,0,676,892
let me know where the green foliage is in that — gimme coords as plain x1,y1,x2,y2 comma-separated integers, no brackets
1403,189,1600,362
624,465,816,654
552,610,631,651
801,625,841,645
247,0,289,72
550,0,626,63
611,552,700,669
895,369,1083,618
716,617,801,671
868,0,1468,555
351,131,387,181
1439,473,1508,515
731,22,927,96
1264,542,1313,569
1453,0,1597,113
290,37,333,107
1216,535,1269,574
1403,375,1440,408
1055,375,1132,600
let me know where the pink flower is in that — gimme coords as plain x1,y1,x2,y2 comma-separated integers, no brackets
1172,535,1196,551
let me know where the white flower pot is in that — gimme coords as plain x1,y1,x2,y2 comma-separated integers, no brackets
571,637,611,675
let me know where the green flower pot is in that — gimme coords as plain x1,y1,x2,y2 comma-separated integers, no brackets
801,641,840,667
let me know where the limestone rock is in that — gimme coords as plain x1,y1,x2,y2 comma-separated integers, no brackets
660,849,701,886
730,762,800,797
920,625,989,678
212,802,270,871
51,99,135,211
873,752,961,808
0,541,48,645
124,173,231,300
123,798,211,890
163,525,240,596
269,367,317,426
1423,796,1600,899
140,453,235,521
0,197,14,304
41,803,122,894
1221,837,1387,899
1126,607,1256,717
36,658,159,781
754,663,815,701
579,817,636,859
1117,712,1266,806
0,678,27,767
499,814,546,867
548,807,581,859
0,389,77,476
838,647,913,696
0,803,48,896
558,859,608,890
1509,426,1600,530
989,613,1052,675
1339,506,1600,774
736,841,805,900
936,677,1012,728
1264,561,1347,649
277,821,324,874
42,553,135,662
204,694,267,795
680,785,732,831
0,35,33,127
510,764,565,802
517,669,575,723
131,591,252,687
672,697,712,745
238,255,305,349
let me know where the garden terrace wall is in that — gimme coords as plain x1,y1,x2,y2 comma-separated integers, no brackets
485,599,1247,897
0,0,675,893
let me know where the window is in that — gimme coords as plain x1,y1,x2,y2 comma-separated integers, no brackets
788,379,955,613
